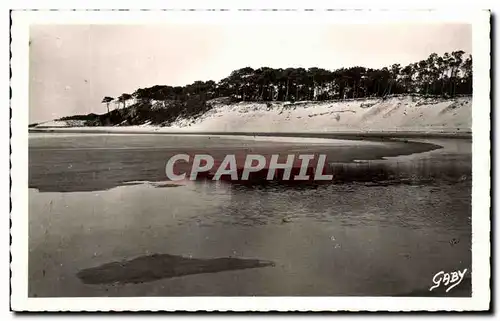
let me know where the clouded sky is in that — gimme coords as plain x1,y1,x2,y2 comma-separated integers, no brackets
29,23,471,123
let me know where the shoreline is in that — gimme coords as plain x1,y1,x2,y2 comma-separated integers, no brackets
29,127,472,140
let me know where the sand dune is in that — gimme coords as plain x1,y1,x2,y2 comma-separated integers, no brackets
33,95,471,134
171,96,471,132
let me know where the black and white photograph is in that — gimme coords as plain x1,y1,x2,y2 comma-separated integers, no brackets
9,9,491,312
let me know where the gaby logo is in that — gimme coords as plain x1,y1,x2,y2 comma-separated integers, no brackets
165,153,334,181
429,268,468,293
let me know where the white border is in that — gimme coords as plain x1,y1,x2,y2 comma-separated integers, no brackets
10,9,491,311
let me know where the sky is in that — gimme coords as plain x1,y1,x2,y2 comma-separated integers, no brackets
29,24,472,123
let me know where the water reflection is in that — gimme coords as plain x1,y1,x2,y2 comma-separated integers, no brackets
29,136,472,296
184,143,471,232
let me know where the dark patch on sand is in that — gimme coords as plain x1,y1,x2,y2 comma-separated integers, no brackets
120,181,145,186
154,183,183,188
76,254,275,285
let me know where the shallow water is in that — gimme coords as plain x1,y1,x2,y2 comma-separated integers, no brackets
28,134,471,297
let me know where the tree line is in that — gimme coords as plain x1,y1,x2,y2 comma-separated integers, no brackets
102,50,472,113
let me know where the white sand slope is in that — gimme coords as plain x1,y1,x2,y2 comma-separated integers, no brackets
33,95,471,133
172,96,471,132
34,119,87,127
